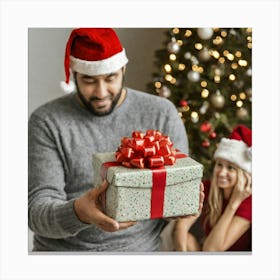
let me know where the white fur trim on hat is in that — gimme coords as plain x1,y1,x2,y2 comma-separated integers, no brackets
70,48,128,76
214,138,251,173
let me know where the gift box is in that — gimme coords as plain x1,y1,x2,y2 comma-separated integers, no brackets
93,130,203,222
92,152,203,222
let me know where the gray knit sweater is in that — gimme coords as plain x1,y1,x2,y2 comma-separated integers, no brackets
28,88,189,252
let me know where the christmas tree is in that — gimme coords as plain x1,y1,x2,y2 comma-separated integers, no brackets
147,28,252,179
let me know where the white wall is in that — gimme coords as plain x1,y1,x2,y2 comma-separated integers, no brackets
28,28,168,116
28,28,168,251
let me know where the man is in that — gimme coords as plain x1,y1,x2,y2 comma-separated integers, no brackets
28,28,193,251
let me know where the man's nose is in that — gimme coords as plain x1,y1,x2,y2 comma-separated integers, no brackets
94,81,108,99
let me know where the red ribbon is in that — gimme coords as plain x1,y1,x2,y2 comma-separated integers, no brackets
150,152,187,218
150,166,166,218
100,130,188,219
100,161,121,180
115,129,177,169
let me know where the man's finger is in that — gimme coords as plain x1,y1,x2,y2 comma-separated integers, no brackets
93,210,120,232
200,189,205,203
89,180,109,200
95,180,109,193
200,182,204,192
118,221,137,230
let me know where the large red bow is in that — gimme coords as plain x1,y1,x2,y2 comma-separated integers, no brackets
115,130,176,169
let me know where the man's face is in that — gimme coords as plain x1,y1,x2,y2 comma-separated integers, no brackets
75,68,124,116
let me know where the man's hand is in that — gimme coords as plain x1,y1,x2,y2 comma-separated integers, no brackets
197,181,205,216
165,181,205,222
172,182,205,251
74,180,136,232
177,181,204,222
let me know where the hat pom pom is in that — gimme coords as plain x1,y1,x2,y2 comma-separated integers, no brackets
60,80,76,94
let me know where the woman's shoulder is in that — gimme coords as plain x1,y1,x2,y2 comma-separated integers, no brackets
236,195,252,222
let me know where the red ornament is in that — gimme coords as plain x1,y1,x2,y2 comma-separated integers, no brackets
209,131,217,139
179,100,188,107
200,122,212,133
202,140,210,148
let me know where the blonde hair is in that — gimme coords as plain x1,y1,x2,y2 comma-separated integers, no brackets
203,165,248,229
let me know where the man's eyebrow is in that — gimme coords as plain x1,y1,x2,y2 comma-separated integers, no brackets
81,74,93,78
81,72,117,78
107,72,117,77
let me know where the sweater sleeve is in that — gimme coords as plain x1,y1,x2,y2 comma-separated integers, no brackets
28,113,91,238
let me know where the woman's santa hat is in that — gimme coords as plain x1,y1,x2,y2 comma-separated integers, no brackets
60,28,129,93
214,125,252,173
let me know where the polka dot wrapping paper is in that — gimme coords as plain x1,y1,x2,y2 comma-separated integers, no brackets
92,152,203,222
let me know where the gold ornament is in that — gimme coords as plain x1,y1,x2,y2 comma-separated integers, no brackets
198,48,210,62
236,107,249,120
210,90,225,109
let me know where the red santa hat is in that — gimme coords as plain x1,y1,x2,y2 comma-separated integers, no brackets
60,28,128,93
214,125,252,173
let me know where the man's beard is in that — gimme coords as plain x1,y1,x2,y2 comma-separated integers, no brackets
75,78,124,117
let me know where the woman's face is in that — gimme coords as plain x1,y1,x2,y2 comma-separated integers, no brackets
214,158,238,190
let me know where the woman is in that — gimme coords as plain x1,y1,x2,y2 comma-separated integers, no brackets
172,125,252,251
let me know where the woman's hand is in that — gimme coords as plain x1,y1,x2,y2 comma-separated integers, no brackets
243,172,252,197
230,171,252,208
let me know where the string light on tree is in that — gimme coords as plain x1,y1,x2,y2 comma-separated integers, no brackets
190,111,199,123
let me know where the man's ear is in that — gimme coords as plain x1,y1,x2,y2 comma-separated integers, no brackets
122,66,126,75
